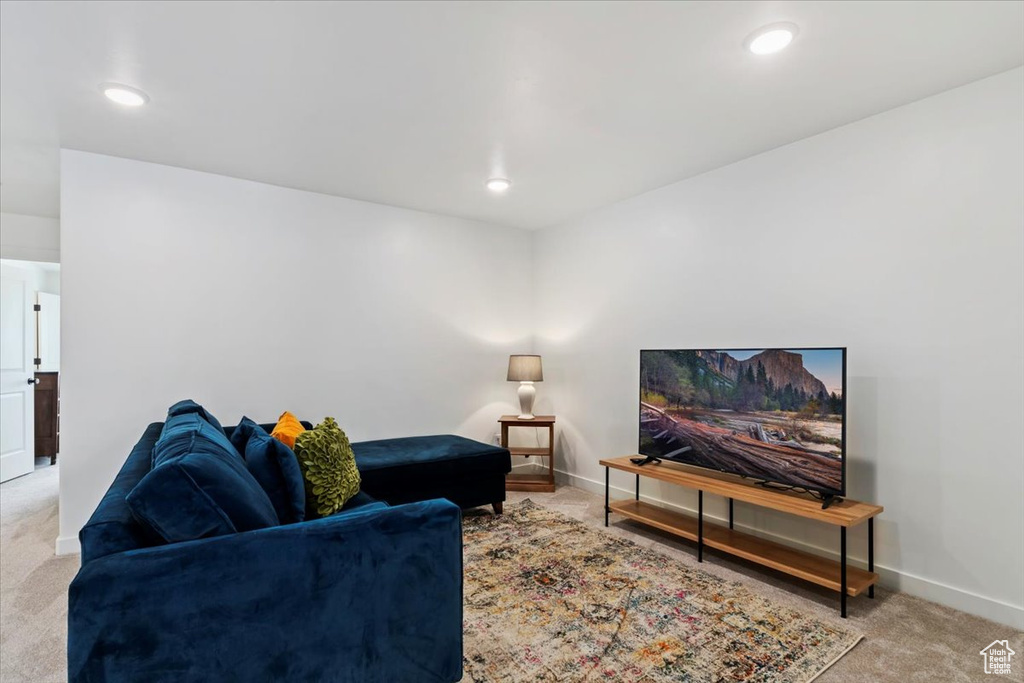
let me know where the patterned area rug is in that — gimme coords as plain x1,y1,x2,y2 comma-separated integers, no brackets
462,500,862,682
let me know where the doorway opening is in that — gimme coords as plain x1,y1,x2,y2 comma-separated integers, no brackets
0,258,60,483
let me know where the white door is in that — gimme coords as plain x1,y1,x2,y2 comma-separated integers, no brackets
0,264,35,482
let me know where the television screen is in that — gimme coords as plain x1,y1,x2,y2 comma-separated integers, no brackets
639,348,846,496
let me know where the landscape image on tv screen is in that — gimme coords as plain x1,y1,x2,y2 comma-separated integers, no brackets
639,348,845,495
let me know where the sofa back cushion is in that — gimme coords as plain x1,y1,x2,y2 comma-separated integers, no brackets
153,412,240,467
166,399,227,436
127,450,280,543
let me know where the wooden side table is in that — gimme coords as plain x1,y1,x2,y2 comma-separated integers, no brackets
499,415,556,492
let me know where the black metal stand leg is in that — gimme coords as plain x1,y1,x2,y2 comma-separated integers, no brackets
868,517,875,599
604,467,609,527
840,526,847,618
698,490,704,563
728,498,734,530
635,473,640,501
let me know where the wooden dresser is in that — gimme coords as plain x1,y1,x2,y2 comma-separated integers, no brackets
34,371,59,465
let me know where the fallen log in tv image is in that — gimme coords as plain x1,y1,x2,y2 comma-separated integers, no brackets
639,348,846,493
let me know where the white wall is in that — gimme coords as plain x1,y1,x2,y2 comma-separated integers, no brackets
59,151,531,553
0,212,60,262
0,259,60,296
533,69,1024,628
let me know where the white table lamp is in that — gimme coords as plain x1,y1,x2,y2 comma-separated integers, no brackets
507,355,543,419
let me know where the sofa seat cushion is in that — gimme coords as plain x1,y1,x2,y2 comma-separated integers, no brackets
352,435,511,505
335,490,385,515
153,412,240,467
127,449,280,543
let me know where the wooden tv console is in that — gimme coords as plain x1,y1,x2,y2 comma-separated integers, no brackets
600,455,883,618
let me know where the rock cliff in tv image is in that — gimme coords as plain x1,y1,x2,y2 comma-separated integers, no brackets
640,349,844,493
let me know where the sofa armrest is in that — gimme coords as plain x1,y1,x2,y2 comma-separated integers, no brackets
68,499,463,683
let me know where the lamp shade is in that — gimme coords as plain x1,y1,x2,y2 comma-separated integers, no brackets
507,355,543,382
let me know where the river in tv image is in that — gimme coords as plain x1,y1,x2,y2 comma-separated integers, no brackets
640,349,845,493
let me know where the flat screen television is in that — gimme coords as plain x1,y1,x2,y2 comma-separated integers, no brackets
639,348,846,497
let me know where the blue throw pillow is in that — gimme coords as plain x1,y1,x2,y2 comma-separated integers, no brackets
154,413,240,467
244,423,306,524
127,451,279,543
229,416,261,455
167,399,227,436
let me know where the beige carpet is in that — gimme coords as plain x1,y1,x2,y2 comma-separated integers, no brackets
1,466,1021,682
1,464,79,683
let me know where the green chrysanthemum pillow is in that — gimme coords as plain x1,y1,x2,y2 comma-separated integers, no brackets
293,417,361,518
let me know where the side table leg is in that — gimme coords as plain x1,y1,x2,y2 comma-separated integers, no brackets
868,517,875,599
604,466,610,527
698,490,704,563
548,424,555,488
841,526,847,618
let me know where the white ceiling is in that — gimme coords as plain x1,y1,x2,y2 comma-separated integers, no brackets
1,1,1021,229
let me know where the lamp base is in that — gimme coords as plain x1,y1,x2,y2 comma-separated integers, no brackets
517,381,536,420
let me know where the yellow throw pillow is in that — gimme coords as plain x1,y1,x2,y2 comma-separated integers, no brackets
270,411,305,450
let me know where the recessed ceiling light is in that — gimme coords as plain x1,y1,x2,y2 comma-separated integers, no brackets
486,178,511,193
99,83,150,106
745,23,798,56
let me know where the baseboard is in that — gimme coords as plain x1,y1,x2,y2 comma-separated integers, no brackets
511,462,548,472
553,467,1024,630
55,535,81,557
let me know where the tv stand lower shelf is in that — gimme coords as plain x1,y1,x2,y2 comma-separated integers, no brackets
600,456,883,618
608,500,877,596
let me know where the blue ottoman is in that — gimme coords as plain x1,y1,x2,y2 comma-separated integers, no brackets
353,435,511,513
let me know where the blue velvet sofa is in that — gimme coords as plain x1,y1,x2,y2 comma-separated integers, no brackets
67,418,473,682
